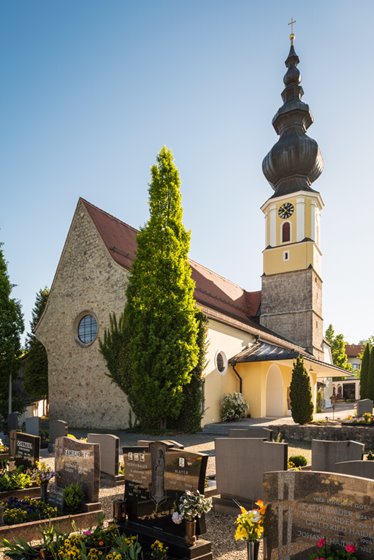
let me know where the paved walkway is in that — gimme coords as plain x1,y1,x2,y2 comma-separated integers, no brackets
43,402,355,455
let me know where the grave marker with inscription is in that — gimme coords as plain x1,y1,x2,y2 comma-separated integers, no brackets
263,470,374,560
15,432,40,462
54,437,100,505
121,441,211,560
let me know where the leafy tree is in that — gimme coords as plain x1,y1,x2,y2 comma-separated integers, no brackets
325,324,352,371
0,243,24,424
360,343,371,399
367,346,374,401
169,311,208,432
23,288,49,403
101,147,201,431
290,356,313,425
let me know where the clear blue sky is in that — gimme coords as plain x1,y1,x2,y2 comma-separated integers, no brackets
1,0,373,344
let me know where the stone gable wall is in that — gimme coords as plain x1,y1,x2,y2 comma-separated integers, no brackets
36,201,131,429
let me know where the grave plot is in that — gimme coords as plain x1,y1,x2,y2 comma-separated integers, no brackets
0,432,42,501
119,440,212,560
0,436,103,541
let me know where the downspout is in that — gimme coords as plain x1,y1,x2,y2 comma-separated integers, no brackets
230,360,243,394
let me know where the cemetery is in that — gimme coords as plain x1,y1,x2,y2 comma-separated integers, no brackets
0,414,373,560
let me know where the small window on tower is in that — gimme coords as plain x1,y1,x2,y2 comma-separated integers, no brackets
283,251,289,261
282,222,291,243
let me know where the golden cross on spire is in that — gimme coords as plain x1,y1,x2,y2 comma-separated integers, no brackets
288,17,296,43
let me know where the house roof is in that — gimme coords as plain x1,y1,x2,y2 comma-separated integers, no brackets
345,344,364,358
231,340,350,378
81,198,262,326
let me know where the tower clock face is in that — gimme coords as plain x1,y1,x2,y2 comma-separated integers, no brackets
278,202,294,219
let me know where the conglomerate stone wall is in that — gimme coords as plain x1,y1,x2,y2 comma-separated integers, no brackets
261,268,323,360
272,424,374,449
36,201,131,429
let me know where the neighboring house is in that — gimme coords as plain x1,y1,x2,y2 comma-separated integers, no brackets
346,344,364,372
36,38,347,429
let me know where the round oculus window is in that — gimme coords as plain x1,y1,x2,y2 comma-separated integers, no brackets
77,314,98,345
215,351,228,375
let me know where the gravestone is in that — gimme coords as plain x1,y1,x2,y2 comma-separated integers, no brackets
15,432,40,462
312,439,364,472
137,439,185,449
334,460,374,479
121,441,211,560
8,413,19,431
357,398,373,416
214,437,287,513
54,436,100,506
228,427,273,440
264,470,374,560
25,416,40,436
49,420,68,451
87,433,124,485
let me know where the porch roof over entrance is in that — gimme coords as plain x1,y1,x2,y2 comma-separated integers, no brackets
230,341,349,378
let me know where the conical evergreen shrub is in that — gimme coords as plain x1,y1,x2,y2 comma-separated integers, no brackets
290,356,313,425
367,347,374,401
360,344,371,399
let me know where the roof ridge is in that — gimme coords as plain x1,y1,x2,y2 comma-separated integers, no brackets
80,197,140,235
189,257,258,296
81,198,259,297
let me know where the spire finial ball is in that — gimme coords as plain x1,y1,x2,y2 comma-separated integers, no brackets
290,32,295,44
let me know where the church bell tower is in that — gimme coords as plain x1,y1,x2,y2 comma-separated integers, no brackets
260,31,324,360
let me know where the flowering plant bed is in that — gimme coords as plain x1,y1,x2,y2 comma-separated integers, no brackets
2,522,169,560
0,507,104,542
309,537,358,559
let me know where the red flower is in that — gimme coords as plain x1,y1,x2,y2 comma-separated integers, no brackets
345,544,357,553
317,538,326,548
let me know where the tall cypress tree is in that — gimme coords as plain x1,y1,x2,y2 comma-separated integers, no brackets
23,288,49,402
367,347,374,401
360,343,371,399
0,243,24,424
101,147,200,431
290,356,313,425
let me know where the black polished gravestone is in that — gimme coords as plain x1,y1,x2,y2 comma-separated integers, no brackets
264,470,374,560
121,441,211,560
15,432,40,462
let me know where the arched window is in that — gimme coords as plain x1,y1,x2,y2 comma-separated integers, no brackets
282,222,291,243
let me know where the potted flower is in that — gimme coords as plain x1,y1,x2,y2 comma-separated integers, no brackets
234,500,266,560
172,490,212,546
309,538,358,560
32,461,55,502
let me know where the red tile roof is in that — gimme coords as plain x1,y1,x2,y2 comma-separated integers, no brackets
345,344,364,358
81,198,261,325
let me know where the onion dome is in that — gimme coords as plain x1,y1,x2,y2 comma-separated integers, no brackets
262,37,324,196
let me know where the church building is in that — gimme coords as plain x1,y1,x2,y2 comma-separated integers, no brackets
36,36,344,429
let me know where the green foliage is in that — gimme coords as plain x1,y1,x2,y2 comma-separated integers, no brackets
360,343,371,398
0,465,35,491
316,390,324,413
101,147,201,431
325,324,352,371
288,455,307,467
366,450,374,460
367,347,374,401
290,356,313,425
23,288,49,402
170,311,208,432
63,482,84,513
0,243,24,424
220,392,248,422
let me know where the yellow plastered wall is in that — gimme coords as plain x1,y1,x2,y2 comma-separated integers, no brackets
233,361,315,418
202,319,255,426
263,241,322,276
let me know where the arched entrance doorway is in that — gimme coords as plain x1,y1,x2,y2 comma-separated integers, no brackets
266,364,284,417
